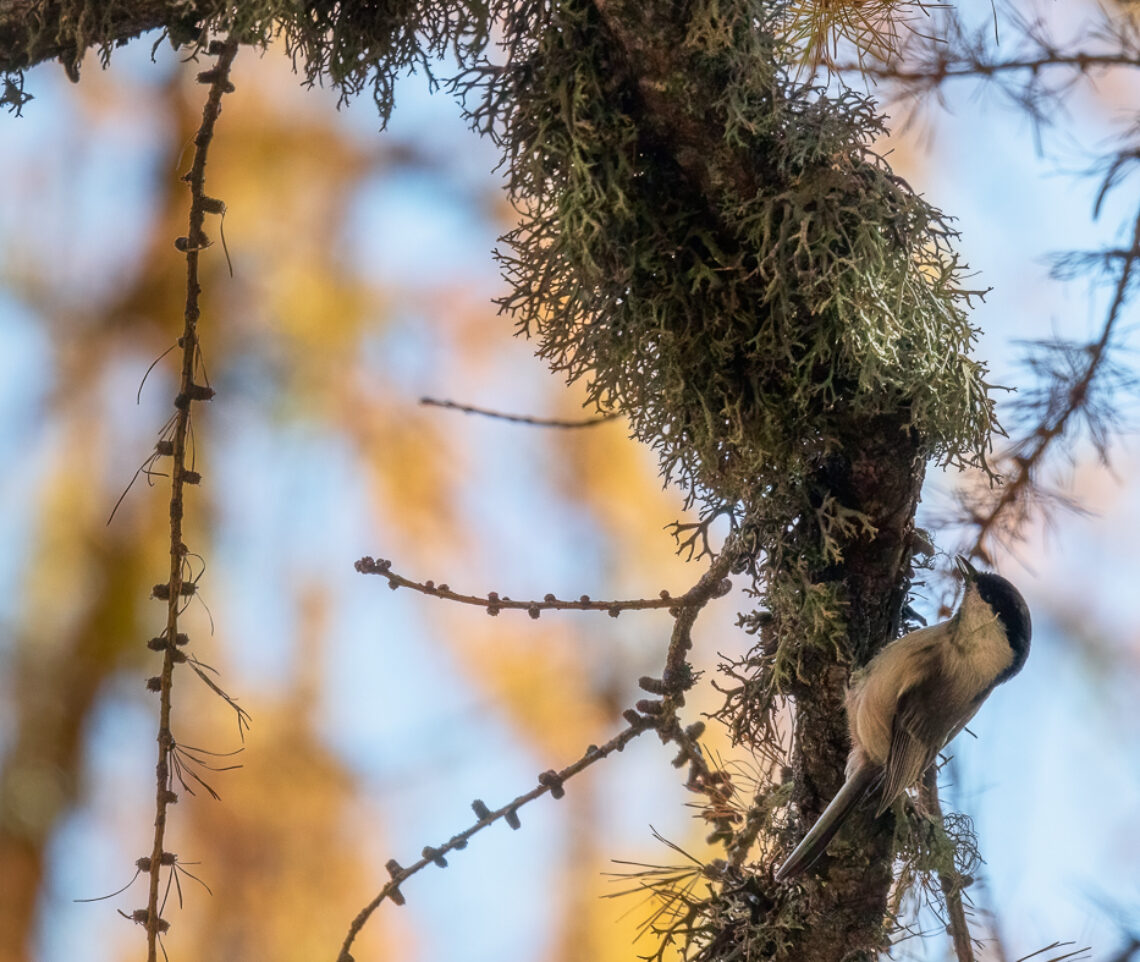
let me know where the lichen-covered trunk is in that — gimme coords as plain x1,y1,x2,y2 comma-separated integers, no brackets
781,415,926,958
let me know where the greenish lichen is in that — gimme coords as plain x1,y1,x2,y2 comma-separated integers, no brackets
483,0,994,518
10,0,493,124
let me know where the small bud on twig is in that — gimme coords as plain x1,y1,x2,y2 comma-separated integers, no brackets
422,846,448,868
537,770,565,799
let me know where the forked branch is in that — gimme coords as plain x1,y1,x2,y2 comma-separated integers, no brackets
338,536,742,961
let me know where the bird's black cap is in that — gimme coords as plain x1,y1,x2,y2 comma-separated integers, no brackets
957,556,1032,681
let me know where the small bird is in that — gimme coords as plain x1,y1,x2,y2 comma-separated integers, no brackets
774,556,1031,882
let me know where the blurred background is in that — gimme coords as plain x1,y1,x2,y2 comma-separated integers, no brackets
2,2,1140,960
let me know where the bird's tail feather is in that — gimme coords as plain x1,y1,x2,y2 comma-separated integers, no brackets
774,765,878,882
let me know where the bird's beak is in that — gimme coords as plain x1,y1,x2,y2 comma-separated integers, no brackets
956,555,979,582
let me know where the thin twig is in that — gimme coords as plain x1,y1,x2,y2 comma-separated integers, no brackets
849,50,1140,84
355,556,717,617
420,396,619,428
921,767,974,962
137,342,177,404
1014,942,1092,962
143,38,238,962
186,655,252,741
837,2,1140,139
335,720,650,962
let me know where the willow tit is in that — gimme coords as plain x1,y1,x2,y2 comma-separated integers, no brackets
774,556,1031,882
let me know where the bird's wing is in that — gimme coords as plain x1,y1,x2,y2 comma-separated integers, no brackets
876,676,952,815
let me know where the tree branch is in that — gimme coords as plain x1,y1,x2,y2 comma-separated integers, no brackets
844,3,1140,128
0,0,219,74
964,205,1140,559
336,719,651,962
354,555,726,617
340,538,739,961
419,396,619,429
853,50,1140,86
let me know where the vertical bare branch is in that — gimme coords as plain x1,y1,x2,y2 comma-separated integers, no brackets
144,37,238,962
